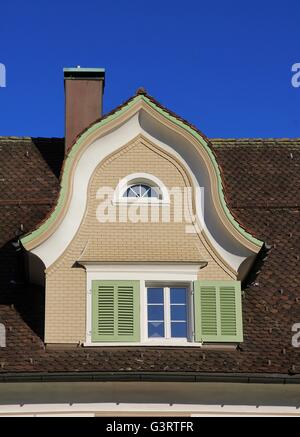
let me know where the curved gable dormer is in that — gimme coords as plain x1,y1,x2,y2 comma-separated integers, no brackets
20,90,264,346
21,90,263,277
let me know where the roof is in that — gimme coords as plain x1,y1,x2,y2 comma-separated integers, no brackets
0,134,300,378
79,236,204,264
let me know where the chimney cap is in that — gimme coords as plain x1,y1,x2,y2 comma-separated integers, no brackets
63,67,105,85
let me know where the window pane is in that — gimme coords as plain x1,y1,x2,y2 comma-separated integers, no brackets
148,322,164,338
124,184,160,199
148,305,164,321
140,184,150,197
147,288,164,304
125,186,138,197
150,187,159,198
170,288,187,304
171,322,187,338
171,305,187,321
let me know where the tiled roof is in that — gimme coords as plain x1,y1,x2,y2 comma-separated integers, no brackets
0,135,300,378
0,137,64,292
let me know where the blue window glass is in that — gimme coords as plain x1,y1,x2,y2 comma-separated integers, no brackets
171,322,187,338
147,287,188,339
148,322,164,338
147,288,165,338
170,288,187,338
147,288,164,304
170,305,187,321
148,305,164,321
170,288,187,304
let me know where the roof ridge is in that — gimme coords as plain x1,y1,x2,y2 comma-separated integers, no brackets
1,136,300,142
211,137,300,141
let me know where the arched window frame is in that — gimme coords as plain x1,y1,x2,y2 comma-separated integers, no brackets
113,173,170,205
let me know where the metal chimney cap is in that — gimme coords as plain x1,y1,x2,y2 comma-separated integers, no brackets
63,67,105,85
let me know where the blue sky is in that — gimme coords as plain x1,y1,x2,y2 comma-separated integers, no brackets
1,0,300,138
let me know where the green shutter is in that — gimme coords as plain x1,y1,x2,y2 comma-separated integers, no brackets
92,280,140,342
194,280,243,343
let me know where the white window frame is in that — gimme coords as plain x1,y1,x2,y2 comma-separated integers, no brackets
145,283,193,343
113,173,170,205
82,263,203,347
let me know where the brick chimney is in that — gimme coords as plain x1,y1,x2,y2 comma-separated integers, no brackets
64,67,105,154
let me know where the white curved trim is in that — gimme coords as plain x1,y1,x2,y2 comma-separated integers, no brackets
32,113,141,268
113,172,170,204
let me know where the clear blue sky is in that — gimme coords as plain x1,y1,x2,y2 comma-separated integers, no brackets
1,0,300,138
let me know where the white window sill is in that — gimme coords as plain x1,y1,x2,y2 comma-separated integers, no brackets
83,342,238,350
83,341,203,347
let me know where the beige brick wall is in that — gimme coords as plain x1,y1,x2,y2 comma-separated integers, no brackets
45,138,232,344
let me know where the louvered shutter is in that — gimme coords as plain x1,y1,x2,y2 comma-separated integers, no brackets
92,280,140,342
194,280,243,343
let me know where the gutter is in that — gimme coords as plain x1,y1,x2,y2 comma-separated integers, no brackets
0,372,299,384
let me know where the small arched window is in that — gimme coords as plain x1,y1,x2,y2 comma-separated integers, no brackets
124,183,160,199
113,173,169,204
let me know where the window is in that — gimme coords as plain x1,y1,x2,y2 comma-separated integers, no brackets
90,279,243,345
124,183,160,199
113,172,170,204
147,286,189,340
